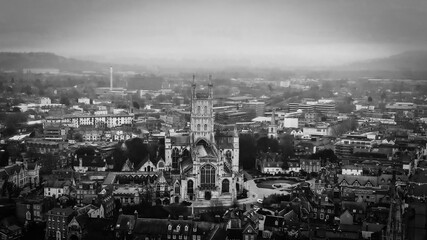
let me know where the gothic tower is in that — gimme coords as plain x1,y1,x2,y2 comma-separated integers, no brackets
190,75,215,145
268,109,278,139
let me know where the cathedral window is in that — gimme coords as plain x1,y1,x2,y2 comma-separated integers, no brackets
204,106,207,115
197,124,201,131
172,148,180,170
204,124,207,131
175,183,180,194
187,180,194,194
222,179,230,193
225,150,232,161
200,164,215,186
197,106,201,114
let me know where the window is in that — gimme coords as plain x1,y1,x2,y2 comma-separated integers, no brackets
222,179,230,193
175,183,180,194
172,148,180,170
225,150,232,161
204,106,207,115
200,165,215,186
204,124,207,131
197,124,201,131
197,106,201,114
320,213,324,220
168,225,172,231
187,180,194,195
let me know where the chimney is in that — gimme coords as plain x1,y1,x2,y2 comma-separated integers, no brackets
110,66,113,91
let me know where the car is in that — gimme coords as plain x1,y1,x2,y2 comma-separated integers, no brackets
257,199,263,204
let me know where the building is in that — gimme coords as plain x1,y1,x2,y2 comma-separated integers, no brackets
114,213,216,240
44,180,72,198
16,197,55,224
77,98,91,105
334,135,375,159
43,123,69,141
303,124,332,137
241,101,265,117
283,118,299,128
45,208,75,240
300,159,321,173
164,79,242,205
45,113,134,128
0,225,22,240
0,162,40,189
76,181,98,204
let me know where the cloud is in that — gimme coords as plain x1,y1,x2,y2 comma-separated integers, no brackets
1,0,426,66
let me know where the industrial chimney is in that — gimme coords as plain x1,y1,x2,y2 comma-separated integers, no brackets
110,66,113,91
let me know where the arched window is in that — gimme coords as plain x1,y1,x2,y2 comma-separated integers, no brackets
187,180,194,195
175,183,180,194
197,124,201,131
222,179,230,193
225,150,232,161
158,161,164,169
172,148,180,170
204,124,207,131
197,106,201,114
204,106,207,115
201,164,215,186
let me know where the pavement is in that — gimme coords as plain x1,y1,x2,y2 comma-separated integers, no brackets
191,171,314,208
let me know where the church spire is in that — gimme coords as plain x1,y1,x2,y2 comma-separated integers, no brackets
271,108,276,125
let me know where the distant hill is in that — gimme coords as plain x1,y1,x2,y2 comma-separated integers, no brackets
344,51,427,72
335,51,427,80
0,52,110,72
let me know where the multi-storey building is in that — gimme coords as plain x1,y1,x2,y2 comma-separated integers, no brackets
45,113,133,128
76,181,98,204
334,135,375,159
300,159,322,173
45,208,75,240
241,101,265,117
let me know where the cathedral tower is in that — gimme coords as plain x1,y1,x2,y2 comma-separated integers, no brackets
190,75,215,145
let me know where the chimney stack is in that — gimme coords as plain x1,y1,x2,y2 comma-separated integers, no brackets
110,66,113,91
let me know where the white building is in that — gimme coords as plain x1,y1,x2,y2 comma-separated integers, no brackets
44,180,71,198
40,97,52,105
45,113,134,128
283,118,299,128
341,165,363,175
303,124,332,136
78,97,91,105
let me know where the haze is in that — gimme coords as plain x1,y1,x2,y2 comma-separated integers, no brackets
1,0,427,67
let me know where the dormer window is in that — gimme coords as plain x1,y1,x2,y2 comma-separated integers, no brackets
275,220,278,226
168,224,172,231
176,225,180,232
184,225,189,231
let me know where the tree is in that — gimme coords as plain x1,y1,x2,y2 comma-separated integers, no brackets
132,101,140,109
73,133,83,142
310,149,338,163
60,96,70,106
239,134,257,170
279,134,295,159
257,137,279,153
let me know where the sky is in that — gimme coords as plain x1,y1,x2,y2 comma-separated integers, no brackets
1,0,427,67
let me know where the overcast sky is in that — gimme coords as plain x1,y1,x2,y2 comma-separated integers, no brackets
1,0,427,67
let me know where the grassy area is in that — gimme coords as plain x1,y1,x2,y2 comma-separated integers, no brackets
256,179,299,189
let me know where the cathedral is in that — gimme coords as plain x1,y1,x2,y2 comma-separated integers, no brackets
164,77,242,205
